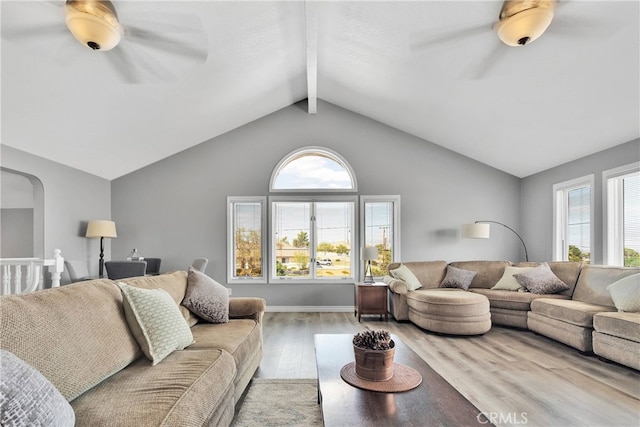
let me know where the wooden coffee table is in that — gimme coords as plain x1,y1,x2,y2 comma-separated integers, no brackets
314,334,491,427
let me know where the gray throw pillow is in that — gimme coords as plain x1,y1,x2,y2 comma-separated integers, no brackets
607,273,640,312
440,266,476,291
182,267,230,323
0,350,75,427
513,262,570,294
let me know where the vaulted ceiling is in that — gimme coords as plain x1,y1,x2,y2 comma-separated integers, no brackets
2,1,638,180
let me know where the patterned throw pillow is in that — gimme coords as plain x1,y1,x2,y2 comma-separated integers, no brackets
118,283,194,365
492,266,536,291
440,266,476,291
389,264,422,291
607,273,640,312
0,350,75,427
513,263,570,294
182,267,230,323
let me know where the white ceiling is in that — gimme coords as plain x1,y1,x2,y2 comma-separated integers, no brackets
2,1,639,180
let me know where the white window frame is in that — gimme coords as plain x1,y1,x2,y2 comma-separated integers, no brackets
552,174,594,262
360,195,401,282
269,195,357,283
603,162,640,266
269,146,357,193
227,196,267,284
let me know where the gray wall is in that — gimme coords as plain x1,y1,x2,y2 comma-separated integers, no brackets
0,145,112,279
112,100,521,308
1,209,33,257
520,138,640,264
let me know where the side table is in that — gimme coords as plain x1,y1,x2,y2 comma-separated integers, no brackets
354,282,388,322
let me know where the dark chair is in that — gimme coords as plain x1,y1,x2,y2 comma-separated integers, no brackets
144,258,161,275
190,258,208,273
105,261,147,280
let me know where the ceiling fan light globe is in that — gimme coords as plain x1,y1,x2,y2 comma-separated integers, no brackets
65,4,123,51
496,7,554,47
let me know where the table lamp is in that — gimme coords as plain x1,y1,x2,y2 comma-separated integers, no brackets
86,220,117,277
362,246,379,284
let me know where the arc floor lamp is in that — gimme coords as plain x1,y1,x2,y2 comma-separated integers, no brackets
86,220,117,277
462,220,529,262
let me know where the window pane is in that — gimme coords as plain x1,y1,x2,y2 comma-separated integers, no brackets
624,174,640,266
567,186,591,263
364,202,393,277
274,202,311,278
272,150,354,190
233,202,263,278
315,202,352,278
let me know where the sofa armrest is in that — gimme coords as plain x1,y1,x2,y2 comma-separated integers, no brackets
387,278,409,295
229,297,266,323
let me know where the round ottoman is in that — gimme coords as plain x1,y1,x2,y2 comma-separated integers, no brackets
406,290,491,335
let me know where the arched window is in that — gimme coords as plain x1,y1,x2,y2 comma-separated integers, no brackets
270,147,357,191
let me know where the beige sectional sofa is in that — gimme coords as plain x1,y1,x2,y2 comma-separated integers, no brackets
386,260,639,370
0,271,266,426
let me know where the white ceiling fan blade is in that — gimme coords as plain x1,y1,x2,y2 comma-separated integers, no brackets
410,24,492,52
469,42,509,80
103,46,146,84
126,26,208,63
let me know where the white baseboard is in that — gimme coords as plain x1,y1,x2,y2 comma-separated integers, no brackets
266,306,354,312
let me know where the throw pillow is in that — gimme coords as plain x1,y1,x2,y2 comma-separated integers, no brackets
607,273,640,312
0,350,75,427
118,283,194,365
389,264,422,291
513,263,570,294
492,266,536,291
440,266,476,291
182,267,230,323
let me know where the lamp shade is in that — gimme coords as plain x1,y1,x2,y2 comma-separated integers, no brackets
496,4,555,46
461,223,490,239
86,220,117,238
65,0,124,51
362,246,379,261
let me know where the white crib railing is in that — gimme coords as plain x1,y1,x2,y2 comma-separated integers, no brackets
0,249,64,295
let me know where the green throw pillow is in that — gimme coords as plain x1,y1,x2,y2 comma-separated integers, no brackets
389,264,422,291
118,283,194,365
607,273,640,312
492,266,536,291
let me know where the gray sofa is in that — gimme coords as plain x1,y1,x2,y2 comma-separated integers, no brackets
0,271,266,426
387,261,639,370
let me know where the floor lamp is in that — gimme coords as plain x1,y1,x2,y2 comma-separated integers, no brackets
86,220,117,278
362,246,379,284
462,220,529,262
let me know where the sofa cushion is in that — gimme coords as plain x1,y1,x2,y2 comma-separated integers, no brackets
387,261,448,290
514,261,582,297
593,312,640,343
513,263,570,294
607,273,640,312
572,265,640,307
182,268,230,323
189,319,262,398
0,280,141,401
530,298,616,327
448,261,511,289
491,266,535,291
0,350,75,427
122,271,199,327
118,283,194,366
439,266,476,290
389,263,422,290
471,288,569,311
71,349,236,427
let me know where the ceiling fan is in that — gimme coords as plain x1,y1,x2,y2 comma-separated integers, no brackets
409,0,571,77
2,0,209,84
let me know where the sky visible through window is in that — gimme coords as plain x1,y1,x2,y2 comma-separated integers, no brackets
624,174,640,252
273,155,353,189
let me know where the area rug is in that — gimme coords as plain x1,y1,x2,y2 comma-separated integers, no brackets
231,378,323,427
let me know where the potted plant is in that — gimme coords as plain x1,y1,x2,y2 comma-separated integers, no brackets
352,330,395,381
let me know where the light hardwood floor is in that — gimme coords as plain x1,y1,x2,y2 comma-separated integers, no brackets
255,312,640,427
